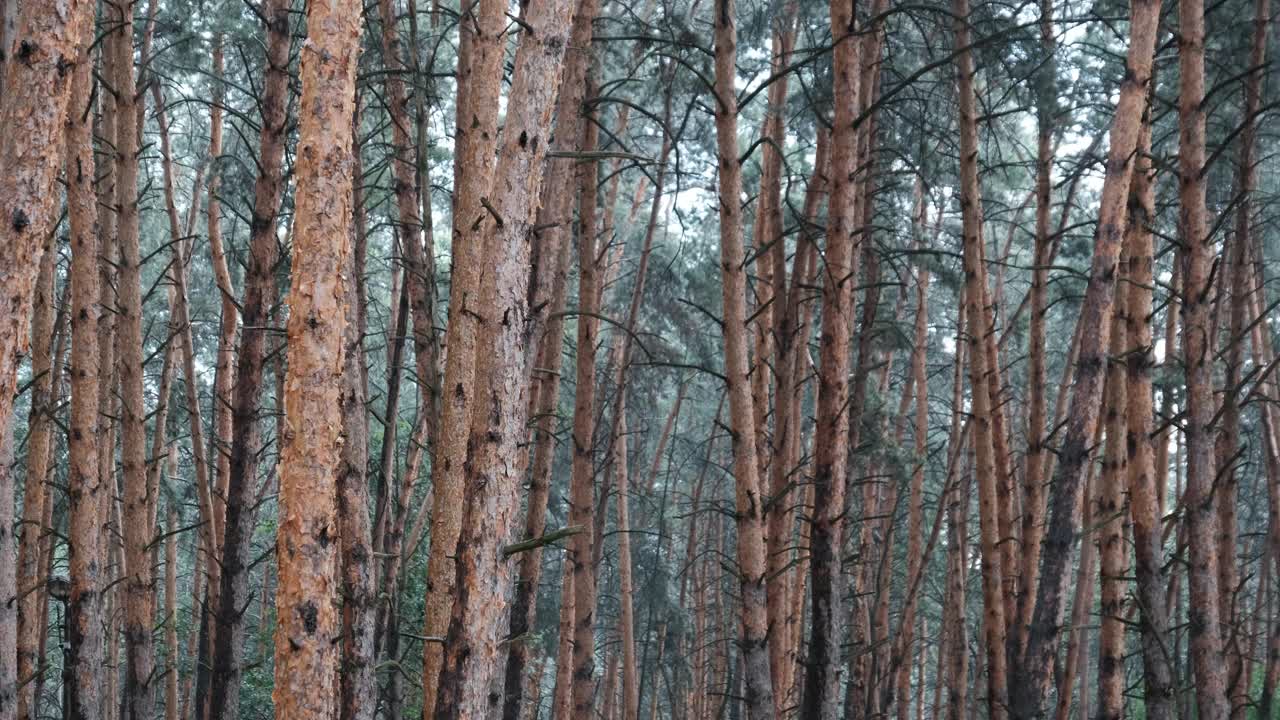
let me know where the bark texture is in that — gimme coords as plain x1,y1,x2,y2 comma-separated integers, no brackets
270,1,361,717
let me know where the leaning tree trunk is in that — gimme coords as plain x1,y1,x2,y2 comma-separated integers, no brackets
1009,0,1159,710
429,0,578,713
711,0,777,715
270,0,361,717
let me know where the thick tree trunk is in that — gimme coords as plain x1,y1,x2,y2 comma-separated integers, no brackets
0,11,91,712
209,4,292,718
270,1,361,716
417,0,505,709
1009,0,1159,710
430,0,577,713
501,3,598,711
712,0,777,714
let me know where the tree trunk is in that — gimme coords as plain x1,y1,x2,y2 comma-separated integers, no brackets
1176,0,1231,710
113,3,156,715
14,213,56,720
63,28,103,720
1094,253,1129,720
417,0,505,709
0,11,92,713
567,69,603,720
952,0,1009,714
1009,0,1159,709
1123,107,1176,720
1016,0,1056,653
894,186,932,720
712,0,777,714
270,0,361,716
338,103,377,720
801,3,860,716
209,4,292,718
501,2,598,710
430,0,577,712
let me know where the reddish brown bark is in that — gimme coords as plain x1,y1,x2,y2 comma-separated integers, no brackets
430,0,578,712
1124,111,1176,720
1009,0,1159,710
14,212,56,720
417,0,505,707
63,31,104,720
1176,0,1231,710
210,4,292,717
712,0,778,713
800,2,859,716
502,4,598,712
270,0,361,716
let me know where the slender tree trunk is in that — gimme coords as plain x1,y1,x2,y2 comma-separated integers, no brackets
1051,451,1098,720
378,0,440,461
799,2,860,717
337,103,377,720
894,187,932,720
952,0,1009,714
711,0,777,714
417,0,505,709
431,0,577,712
165,490,179,720
1094,256,1129,720
1225,0,1270,710
614,404,639,720
63,29,103,720
567,68,604,720
209,4,292,718
113,2,156,714
1010,0,1159,709
1176,0,1231,710
552,560,574,720
271,1,361,716
1016,0,1056,653
14,216,56,720
1123,107,1176,720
